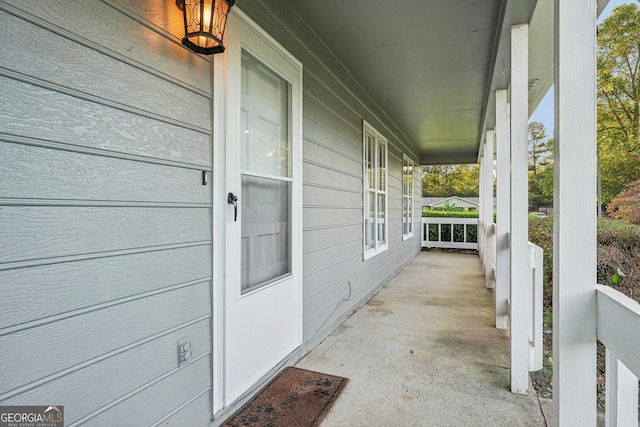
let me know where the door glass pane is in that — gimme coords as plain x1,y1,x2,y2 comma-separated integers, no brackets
241,49,290,177
241,175,291,293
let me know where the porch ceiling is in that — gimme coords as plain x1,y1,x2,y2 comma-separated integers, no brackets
282,0,541,165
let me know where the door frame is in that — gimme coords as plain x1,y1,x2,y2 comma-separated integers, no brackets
212,7,303,415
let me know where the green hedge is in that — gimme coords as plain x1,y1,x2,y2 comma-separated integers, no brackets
528,217,640,305
528,217,554,306
422,210,479,218
597,218,640,250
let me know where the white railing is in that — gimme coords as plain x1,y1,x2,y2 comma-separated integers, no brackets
527,242,543,372
421,217,479,250
596,285,640,426
484,222,496,289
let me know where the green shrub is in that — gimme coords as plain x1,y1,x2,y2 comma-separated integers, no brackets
428,223,438,241
528,217,554,306
528,217,640,304
528,217,640,406
597,218,640,299
597,218,640,250
466,224,478,243
422,210,479,218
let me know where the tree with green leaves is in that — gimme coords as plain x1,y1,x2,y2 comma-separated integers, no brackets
528,122,554,209
421,164,479,197
528,122,552,175
597,2,640,205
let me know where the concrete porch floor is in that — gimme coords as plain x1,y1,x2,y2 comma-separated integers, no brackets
297,251,550,426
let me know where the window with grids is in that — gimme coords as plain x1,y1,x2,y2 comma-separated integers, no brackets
402,155,414,239
363,122,388,259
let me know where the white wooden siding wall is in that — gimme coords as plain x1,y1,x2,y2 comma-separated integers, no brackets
235,1,422,347
301,75,421,344
0,1,213,426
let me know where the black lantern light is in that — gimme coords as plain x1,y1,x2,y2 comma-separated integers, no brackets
176,0,235,55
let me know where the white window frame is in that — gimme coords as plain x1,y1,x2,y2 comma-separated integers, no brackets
363,121,388,259
402,154,415,240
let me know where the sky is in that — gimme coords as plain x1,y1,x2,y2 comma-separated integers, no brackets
528,0,632,136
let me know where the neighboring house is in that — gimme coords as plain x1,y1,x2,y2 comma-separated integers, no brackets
0,1,618,426
538,206,554,215
423,196,480,211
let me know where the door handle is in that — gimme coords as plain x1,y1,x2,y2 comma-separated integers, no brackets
227,192,238,221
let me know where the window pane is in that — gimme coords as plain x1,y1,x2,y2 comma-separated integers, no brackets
403,159,409,196
403,159,413,198
365,134,375,190
402,197,408,235
241,175,291,292
404,197,413,236
365,191,375,250
377,193,385,245
378,141,386,190
241,50,290,177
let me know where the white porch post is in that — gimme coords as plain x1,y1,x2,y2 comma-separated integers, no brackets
484,130,495,289
478,151,485,259
510,23,530,395
553,0,597,424
495,89,510,329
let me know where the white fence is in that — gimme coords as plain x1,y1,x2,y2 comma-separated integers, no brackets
515,245,640,425
421,217,479,250
527,242,543,372
596,285,640,426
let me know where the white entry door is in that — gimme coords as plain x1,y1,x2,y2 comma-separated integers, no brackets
223,12,302,406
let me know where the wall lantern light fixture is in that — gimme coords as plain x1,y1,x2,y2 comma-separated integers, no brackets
176,0,235,55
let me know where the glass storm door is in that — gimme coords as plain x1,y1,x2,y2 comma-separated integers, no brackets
223,13,302,407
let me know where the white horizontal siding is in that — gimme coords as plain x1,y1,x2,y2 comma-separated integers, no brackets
296,53,421,344
0,206,210,264
3,319,210,425
1,0,211,95
0,143,210,203
0,245,211,329
0,10,211,130
0,77,210,166
0,0,213,424
1,282,210,395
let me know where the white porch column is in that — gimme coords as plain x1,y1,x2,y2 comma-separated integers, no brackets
478,151,485,259
495,89,510,329
484,130,495,289
553,0,597,424
510,23,529,395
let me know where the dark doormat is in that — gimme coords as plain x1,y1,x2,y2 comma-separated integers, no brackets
222,367,349,427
